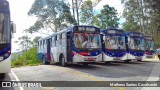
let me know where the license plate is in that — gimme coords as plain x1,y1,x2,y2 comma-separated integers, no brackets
87,58,94,60
147,56,152,58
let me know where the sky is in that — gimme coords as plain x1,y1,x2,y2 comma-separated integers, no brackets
8,0,124,52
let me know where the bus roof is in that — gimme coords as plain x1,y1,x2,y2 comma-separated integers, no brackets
38,33,55,41
38,25,100,41
101,28,124,32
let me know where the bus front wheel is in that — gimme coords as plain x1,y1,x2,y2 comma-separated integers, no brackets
83,63,88,66
125,60,131,63
0,73,5,79
105,61,111,64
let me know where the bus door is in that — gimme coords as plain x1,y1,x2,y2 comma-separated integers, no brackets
47,39,51,61
67,32,72,62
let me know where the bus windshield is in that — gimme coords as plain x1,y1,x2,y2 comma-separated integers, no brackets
128,37,144,50
145,40,154,51
104,35,126,50
0,13,10,49
74,33,101,49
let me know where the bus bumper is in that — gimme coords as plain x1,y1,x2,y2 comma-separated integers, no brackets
0,56,11,74
72,53,102,63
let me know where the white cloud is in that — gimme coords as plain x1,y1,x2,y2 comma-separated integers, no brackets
8,0,37,52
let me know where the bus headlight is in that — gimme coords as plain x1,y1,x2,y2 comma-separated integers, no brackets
0,57,4,61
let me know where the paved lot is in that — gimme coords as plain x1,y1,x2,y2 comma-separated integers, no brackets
1,60,160,90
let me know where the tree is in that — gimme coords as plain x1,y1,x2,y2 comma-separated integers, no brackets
27,0,76,33
14,36,33,52
80,0,94,25
92,5,120,29
121,0,160,47
32,36,41,47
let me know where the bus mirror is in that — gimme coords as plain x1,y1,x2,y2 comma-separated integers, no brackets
11,21,16,33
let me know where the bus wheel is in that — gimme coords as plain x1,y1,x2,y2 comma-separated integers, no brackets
0,73,5,79
137,59,142,62
105,61,111,64
125,60,130,63
42,56,49,65
83,63,88,66
61,55,67,67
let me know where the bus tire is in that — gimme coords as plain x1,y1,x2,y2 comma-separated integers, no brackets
125,60,130,63
60,55,67,67
83,63,88,66
42,56,49,65
137,59,142,62
0,73,5,79
105,61,111,64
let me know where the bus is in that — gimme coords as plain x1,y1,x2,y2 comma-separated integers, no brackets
101,29,127,63
0,0,16,78
124,32,145,62
38,26,102,66
142,36,155,59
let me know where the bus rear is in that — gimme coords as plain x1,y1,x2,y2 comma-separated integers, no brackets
72,26,102,65
0,0,16,78
142,36,155,59
125,32,145,62
101,29,127,63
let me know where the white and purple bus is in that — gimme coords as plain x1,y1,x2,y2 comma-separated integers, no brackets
124,32,145,62
38,26,102,66
0,0,16,78
142,36,155,59
101,29,127,63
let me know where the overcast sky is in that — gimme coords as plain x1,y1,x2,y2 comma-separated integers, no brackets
8,0,124,52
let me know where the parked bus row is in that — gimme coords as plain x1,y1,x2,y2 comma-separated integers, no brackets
37,25,155,66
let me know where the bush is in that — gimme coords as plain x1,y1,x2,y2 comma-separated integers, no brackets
11,47,41,67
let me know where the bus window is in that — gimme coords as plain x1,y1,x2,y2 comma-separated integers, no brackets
57,35,59,40
52,36,55,46
55,35,58,46
55,35,57,41
62,33,66,39
43,40,45,49
59,34,62,40
50,38,52,46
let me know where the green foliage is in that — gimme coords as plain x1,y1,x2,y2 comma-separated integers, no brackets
27,0,76,33
33,36,41,47
80,0,94,25
91,5,120,29
122,0,160,44
14,35,33,52
11,47,41,67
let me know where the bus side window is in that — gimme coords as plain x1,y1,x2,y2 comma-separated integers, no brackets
59,33,62,44
62,33,66,39
38,41,40,49
59,34,62,39
55,35,57,46
40,41,41,49
50,38,52,46
43,40,45,49
52,36,55,46
41,41,42,49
